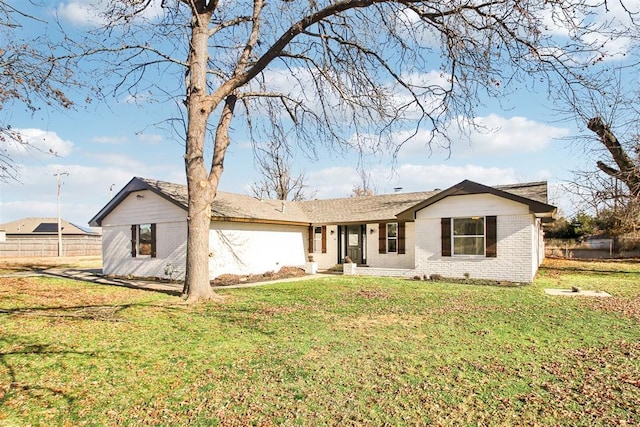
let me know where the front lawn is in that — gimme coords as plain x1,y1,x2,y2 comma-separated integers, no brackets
1,258,639,425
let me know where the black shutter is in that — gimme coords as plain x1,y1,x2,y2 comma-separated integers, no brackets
150,224,157,258
486,216,497,258
378,223,386,254
321,226,327,253
398,222,406,254
441,218,451,257
308,226,314,253
131,225,137,258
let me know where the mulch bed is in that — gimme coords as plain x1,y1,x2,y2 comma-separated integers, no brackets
210,266,307,287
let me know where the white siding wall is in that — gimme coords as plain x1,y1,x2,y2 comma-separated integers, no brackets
100,190,188,279
413,194,539,283
365,222,415,269
208,222,307,279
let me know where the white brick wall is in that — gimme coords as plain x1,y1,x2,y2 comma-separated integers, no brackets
413,213,537,283
101,190,188,279
102,221,187,280
410,193,541,283
365,223,415,269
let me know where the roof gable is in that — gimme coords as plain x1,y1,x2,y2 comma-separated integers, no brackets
396,180,556,221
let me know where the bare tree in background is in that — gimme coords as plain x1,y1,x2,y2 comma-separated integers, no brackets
250,139,313,201
0,1,79,182
351,168,376,197
65,0,637,302
562,79,640,242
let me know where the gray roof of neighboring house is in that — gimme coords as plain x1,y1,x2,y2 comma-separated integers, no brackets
0,217,100,235
89,177,555,227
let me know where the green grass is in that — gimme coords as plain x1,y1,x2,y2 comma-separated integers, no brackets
1,258,640,426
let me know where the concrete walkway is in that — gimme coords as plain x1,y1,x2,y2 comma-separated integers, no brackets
1,268,333,295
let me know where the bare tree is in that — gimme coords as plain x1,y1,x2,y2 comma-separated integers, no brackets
587,117,640,197
351,168,376,197
65,0,636,302
561,75,640,242
250,139,313,201
0,1,80,182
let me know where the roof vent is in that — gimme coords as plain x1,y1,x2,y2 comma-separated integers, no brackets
281,200,286,213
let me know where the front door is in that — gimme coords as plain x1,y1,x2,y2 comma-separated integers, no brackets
345,225,365,264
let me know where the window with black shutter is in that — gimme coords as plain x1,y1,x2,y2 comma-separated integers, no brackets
131,223,156,258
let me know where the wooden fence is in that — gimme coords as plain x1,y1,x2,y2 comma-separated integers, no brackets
0,237,102,258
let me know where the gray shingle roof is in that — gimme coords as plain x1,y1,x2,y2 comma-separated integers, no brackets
90,177,554,227
296,191,439,224
136,177,311,223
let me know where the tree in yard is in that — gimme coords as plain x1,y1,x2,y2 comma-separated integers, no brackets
250,138,314,201
66,0,636,302
0,0,79,182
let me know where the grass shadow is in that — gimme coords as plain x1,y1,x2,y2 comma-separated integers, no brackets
40,269,183,297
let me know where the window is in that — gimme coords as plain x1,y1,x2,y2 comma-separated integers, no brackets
379,222,405,254
453,217,485,255
309,225,326,254
441,216,497,257
387,223,398,253
313,226,323,253
131,223,156,258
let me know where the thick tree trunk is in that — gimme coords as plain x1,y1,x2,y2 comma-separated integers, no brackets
181,9,221,303
588,117,640,197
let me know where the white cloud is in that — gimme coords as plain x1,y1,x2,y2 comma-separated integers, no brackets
57,0,165,26
307,167,360,199
394,7,440,48
87,153,147,171
304,163,523,199
56,1,105,26
136,133,163,144
91,136,128,144
397,114,570,159
463,114,570,155
5,128,74,160
392,164,519,192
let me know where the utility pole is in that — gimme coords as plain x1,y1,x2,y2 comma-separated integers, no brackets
54,171,69,257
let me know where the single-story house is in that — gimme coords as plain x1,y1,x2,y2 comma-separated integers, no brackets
0,217,102,257
89,177,556,283
0,217,100,240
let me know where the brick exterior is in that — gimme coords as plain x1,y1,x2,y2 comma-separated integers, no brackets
412,205,541,283
96,179,550,283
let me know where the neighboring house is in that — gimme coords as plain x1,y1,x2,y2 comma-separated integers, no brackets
89,177,556,283
0,218,98,239
0,217,102,257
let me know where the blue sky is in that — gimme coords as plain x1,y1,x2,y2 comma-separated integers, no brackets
1,0,637,228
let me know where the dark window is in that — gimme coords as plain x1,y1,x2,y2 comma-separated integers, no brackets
387,223,398,253
131,224,156,258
